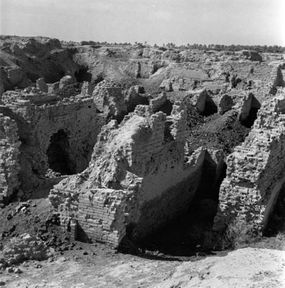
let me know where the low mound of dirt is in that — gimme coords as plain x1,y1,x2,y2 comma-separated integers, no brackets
0,199,74,253
187,111,250,155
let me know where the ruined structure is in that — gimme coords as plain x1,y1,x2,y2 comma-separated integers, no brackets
92,80,127,121
49,101,225,247
0,114,21,201
0,76,150,201
1,36,285,250
0,84,105,200
214,88,285,233
186,89,218,116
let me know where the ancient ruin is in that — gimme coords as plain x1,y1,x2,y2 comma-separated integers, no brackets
214,88,285,233
1,0,285,284
1,35,285,252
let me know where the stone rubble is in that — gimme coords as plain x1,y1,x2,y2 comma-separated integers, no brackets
0,233,50,268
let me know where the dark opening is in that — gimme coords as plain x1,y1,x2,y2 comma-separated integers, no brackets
164,120,174,142
74,67,92,82
240,107,259,128
264,183,285,237
123,155,227,257
26,72,41,82
240,95,261,128
47,129,75,175
201,98,218,116
153,99,173,115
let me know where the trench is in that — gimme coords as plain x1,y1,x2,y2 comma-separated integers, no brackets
128,154,227,257
47,129,76,175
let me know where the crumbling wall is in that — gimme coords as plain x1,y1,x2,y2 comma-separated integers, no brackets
241,50,262,62
238,92,261,127
269,65,285,95
186,89,217,116
0,113,21,201
149,92,173,115
214,88,285,233
125,60,161,78
50,102,209,247
92,80,127,120
124,85,148,113
1,87,106,198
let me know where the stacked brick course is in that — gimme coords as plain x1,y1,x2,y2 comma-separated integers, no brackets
0,113,21,200
50,101,211,247
214,88,285,232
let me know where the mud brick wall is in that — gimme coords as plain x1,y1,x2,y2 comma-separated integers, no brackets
214,88,285,232
0,90,107,197
50,101,215,247
92,80,127,119
50,187,134,247
131,150,206,240
77,189,132,246
0,113,21,200
149,93,168,112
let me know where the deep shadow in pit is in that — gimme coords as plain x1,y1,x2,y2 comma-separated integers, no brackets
201,98,218,117
123,154,227,257
239,94,261,128
74,66,92,82
47,129,76,175
152,99,173,116
263,182,285,237
240,107,259,128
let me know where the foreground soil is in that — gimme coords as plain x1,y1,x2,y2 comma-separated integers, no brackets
0,246,284,288
1,198,285,287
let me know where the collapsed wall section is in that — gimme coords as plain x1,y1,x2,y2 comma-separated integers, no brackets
50,102,210,247
214,88,285,233
92,80,127,121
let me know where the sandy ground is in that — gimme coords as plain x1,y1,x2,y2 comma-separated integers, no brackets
0,247,285,288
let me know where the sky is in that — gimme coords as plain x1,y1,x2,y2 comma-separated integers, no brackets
0,0,284,46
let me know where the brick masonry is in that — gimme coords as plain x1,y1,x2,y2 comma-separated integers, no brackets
50,101,215,247
214,88,285,233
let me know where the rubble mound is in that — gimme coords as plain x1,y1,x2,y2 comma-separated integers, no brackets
0,233,50,267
